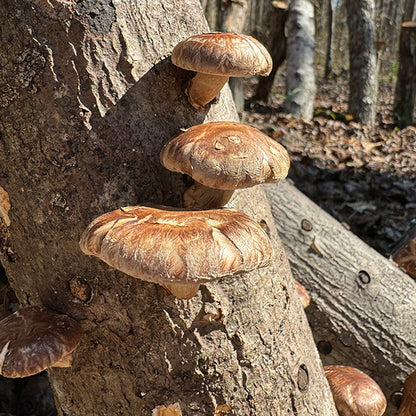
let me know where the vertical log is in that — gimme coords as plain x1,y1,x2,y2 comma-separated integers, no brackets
346,0,378,128
393,22,416,127
283,0,316,120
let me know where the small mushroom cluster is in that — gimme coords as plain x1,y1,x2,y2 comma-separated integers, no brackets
80,32,286,300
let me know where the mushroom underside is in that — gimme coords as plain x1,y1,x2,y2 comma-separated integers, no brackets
183,181,234,209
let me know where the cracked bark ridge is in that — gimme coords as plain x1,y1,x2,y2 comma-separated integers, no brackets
0,1,337,415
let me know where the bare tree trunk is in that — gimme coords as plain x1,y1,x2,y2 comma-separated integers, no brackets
201,0,222,29
266,181,416,416
324,0,334,79
394,21,416,127
404,0,416,20
254,1,288,102
0,1,337,415
346,0,378,128
219,0,250,114
244,0,275,45
283,0,316,120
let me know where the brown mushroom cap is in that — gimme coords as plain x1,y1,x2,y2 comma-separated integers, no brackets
79,206,273,287
324,365,387,416
294,280,310,308
160,121,290,190
398,369,416,416
171,32,272,77
393,237,416,279
0,306,83,378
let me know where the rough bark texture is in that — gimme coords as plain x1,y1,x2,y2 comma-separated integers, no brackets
283,0,316,120
254,2,287,102
346,0,378,128
265,181,416,416
0,1,338,415
394,22,416,127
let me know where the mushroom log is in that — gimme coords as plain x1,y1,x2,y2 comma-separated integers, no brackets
79,206,273,299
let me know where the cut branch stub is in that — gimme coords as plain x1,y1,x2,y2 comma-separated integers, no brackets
171,32,272,108
79,206,273,299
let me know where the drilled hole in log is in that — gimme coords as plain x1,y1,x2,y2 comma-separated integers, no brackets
297,364,309,392
317,340,333,355
358,270,371,285
259,219,270,237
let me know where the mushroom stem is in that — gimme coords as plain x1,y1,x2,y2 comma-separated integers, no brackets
52,352,74,368
162,282,201,300
186,73,229,108
183,182,234,209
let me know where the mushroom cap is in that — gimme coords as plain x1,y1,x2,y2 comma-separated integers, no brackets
398,369,416,415
79,206,273,285
0,306,83,378
160,121,290,190
324,365,387,416
171,32,272,77
393,237,416,279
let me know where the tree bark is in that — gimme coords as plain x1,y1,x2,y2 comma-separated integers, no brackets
404,0,416,20
0,1,337,415
254,2,288,103
394,22,416,127
346,0,378,128
201,0,222,29
283,0,316,120
324,0,333,79
265,181,416,416
219,0,250,115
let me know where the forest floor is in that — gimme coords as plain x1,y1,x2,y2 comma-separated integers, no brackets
1,73,416,416
244,73,416,258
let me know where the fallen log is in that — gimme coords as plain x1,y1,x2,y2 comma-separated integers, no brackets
265,180,416,416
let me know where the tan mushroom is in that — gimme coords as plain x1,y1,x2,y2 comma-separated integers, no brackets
0,306,83,378
398,369,416,416
294,280,310,308
152,403,183,416
393,236,416,279
324,365,387,416
160,121,290,209
79,205,273,299
171,32,272,108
